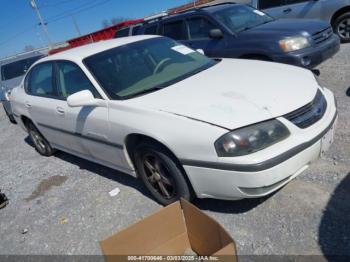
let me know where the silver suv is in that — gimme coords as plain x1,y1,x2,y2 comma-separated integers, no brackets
237,0,350,42
0,52,45,123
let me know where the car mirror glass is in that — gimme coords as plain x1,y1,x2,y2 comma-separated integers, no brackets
209,29,224,39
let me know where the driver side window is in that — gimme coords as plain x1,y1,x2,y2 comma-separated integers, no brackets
187,17,216,39
259,0,285,9
55,61,101,99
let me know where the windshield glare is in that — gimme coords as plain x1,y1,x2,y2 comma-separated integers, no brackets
84,37,216,99
213,5,273,33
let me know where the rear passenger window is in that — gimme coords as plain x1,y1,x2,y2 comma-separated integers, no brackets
55,62,100,99
259,0,284,9
115,27,130,38
188,17,216,39
27,63,55,97
144,24,158,35
131,25,141,35
162,20,188,40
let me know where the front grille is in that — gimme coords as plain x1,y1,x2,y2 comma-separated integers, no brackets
284,90,327,129
312,27,333,45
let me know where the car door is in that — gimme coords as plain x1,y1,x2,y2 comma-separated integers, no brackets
183,16,228,57
53,61,126,169
259,0,322,19
24,62,77,150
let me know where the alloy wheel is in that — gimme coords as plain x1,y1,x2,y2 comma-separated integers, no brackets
30,129,47,153
337,18,350,39
142,154,176,199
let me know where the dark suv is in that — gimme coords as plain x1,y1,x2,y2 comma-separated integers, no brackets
115,3,340,68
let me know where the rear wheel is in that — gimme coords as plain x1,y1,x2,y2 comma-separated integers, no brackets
333,12,350,43
27,122,55,156
134,143,192,205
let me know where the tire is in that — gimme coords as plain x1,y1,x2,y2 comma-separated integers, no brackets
27,122,55,156
3,105,16,124
134,143,192,205
333,12,350,43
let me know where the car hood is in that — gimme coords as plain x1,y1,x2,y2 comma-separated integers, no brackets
126,59,319,130
245,19,329,36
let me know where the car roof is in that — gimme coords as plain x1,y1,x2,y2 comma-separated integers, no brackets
201,2,243,12
38,35,159,63
143,2,242,23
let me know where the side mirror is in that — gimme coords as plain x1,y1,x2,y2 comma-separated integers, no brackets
209,29,224,39
196,49,205,55
67,90,106,108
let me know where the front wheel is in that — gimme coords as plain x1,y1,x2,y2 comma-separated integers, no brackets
27,122,55,156
333,13,350,43
134,143,192,205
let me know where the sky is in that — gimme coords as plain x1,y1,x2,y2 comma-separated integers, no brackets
0,0,190,59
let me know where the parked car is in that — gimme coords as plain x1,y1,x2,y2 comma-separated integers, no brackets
121,3,340,68
237,0,350,43
11,36,337,205
0,52,45,123
114,23,143,38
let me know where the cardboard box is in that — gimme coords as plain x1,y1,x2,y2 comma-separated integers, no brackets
100,199,237,262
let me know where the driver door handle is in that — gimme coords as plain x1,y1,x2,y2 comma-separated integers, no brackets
283,8,292,13
25,101,32,108
56,107,65,115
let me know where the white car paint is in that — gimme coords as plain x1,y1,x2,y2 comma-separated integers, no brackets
10,35,337,200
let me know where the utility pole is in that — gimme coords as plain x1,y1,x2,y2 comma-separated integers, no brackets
29,0,52,48
71,15,81,36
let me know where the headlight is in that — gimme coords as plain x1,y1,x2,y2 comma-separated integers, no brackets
279,36,310,52
215,120,290,157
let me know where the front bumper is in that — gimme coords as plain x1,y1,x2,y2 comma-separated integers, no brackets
272,34,340,68
182,89,337,200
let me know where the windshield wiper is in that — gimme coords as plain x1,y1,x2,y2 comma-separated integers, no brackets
239,20,273,33
239,26,254,32
127,84,169,99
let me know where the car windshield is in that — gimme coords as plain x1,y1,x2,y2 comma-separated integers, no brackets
84,37,216,99
1,55,43,81
212,5,274,33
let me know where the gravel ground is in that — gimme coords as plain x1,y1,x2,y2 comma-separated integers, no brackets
0,44,349,258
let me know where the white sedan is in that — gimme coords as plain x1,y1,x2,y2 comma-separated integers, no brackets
10,35,337,205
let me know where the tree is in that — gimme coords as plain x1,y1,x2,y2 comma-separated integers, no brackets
101,17,130,28
102,19,110,28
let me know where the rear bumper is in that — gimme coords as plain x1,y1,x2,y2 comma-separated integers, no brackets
272,34,340,68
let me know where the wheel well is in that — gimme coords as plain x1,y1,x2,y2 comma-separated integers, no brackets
331,6,350,26
124,134,195,193
240,54,272,61
20,115,32,130
125,134,179,169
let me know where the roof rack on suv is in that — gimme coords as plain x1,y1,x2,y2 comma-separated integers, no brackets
142,1,236,24
169,1,236,15
144,12,168,21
